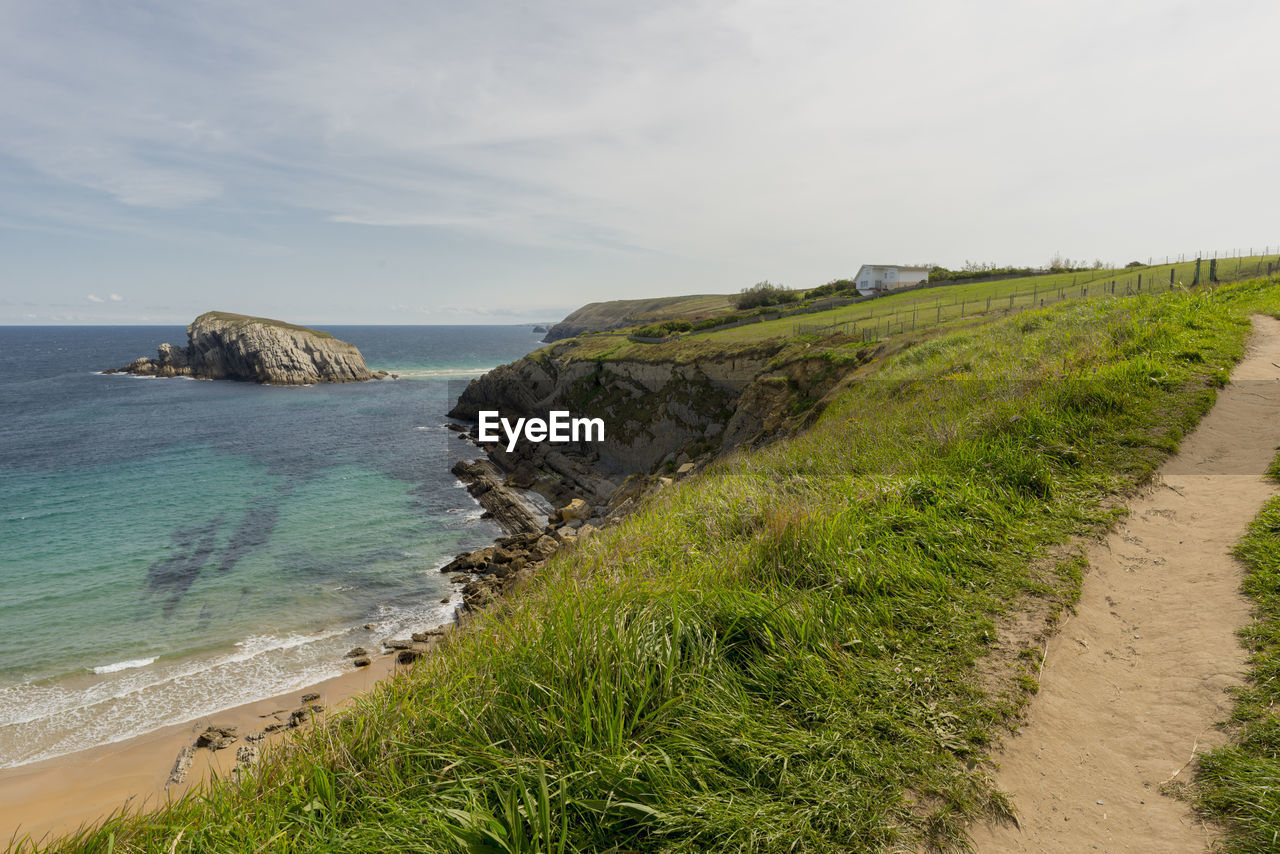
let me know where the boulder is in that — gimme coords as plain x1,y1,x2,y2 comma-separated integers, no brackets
352,656,371,667
531,535,560,559
196,725,238,750
557,498,591,521
166,746,195,788
397,646,428,664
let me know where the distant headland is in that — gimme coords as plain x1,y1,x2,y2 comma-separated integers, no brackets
106,311,385,384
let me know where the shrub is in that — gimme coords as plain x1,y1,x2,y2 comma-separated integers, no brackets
632,320,692,338
735,281,799,310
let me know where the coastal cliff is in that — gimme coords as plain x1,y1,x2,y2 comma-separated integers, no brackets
449,334,871,509
108,311,379,384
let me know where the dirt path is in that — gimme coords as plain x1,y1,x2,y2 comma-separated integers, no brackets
973,314,1280,853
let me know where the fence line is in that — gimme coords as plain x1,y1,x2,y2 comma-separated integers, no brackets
792,255,1280,344
614,247,1280,345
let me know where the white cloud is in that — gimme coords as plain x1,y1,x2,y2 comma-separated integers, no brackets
2,0,1280,321
86,294,104,303
109,293,123,301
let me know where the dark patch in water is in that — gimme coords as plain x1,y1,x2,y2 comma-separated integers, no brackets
146,515,225,617
218,499,279,573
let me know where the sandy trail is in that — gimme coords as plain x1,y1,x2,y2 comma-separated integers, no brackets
973,315,1280,852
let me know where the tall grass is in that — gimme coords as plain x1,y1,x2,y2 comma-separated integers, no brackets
18,281,1280,853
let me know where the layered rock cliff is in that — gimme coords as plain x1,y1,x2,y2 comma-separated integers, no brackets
108,311,378,384
449,337,870,509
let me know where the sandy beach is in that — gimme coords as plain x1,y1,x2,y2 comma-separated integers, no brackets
0,650,407,849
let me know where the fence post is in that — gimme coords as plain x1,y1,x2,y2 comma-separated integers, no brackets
1192,258,1201,286
1209,258,1218,283
1170,268,1174,286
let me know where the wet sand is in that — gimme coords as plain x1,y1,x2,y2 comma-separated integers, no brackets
0,651,404,849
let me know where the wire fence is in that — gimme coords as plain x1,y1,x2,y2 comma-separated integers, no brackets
791,253,1280,344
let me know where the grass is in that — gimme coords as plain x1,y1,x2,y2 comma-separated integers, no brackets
1195,446,1280,851
18,279,1280,853
697,254,1280,344
548,294,739,337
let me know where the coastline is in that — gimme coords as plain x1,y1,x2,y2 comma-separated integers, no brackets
0,650,403,847
0,447,587,850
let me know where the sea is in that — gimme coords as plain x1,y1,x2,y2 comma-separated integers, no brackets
0,324,543,769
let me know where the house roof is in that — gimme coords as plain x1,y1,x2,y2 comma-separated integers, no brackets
855,264,932,274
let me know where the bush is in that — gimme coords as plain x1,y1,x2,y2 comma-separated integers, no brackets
632,320,692,338
806,279,859,299
735,281,799,310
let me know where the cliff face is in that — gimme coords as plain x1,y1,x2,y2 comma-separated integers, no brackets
448,339,864,507
109,312,376,384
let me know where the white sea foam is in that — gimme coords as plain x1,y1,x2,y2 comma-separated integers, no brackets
381,366,495,379
0,630,354,769
91,657,156,675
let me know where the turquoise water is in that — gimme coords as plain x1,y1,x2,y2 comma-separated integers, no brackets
0,325,541,767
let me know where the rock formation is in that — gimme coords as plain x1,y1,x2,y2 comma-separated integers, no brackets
107,311,380,384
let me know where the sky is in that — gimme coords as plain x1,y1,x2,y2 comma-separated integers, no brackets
1,0,1277,325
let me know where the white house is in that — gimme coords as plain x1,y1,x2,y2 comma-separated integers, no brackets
853,264,931,297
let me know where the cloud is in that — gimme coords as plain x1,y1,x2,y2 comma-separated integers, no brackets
86,294,104,303
2,0,1280,322
109,293,123,301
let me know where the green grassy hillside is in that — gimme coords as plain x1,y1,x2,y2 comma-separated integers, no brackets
697,254,1280,344
542,294,738,340
28,276,1280,853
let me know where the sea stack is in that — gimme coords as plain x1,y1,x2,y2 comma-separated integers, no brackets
108,311,379,384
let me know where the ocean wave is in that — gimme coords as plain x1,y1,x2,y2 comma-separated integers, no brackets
376,366,495,379
91,657,156,675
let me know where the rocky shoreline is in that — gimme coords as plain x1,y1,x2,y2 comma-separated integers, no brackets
159,344,744,789
441,455,606,612
156,422,623,789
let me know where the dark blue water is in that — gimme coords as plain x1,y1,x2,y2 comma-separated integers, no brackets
0,325,541,767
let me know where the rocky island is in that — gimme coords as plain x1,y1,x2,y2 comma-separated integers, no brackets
107,311,383,384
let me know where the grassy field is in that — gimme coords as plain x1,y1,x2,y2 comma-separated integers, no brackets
697,255,1280,344
1196,450,1280,852
546,294,739,338
25,277,1280,853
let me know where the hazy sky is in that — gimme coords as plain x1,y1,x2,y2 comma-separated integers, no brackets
2,0,1277,324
